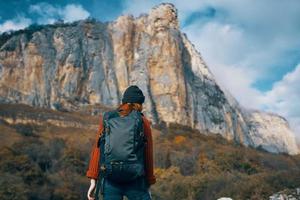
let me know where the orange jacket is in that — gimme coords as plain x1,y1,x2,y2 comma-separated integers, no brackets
86,113,156,185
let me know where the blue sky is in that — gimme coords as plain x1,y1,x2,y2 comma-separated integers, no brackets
1,0,300,139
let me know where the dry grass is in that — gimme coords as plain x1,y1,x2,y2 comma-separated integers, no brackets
0,104,300,200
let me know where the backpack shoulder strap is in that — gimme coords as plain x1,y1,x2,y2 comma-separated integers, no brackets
102,109,120,132
103,109,119,120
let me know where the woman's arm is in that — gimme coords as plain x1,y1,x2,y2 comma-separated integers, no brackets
87,178,96,200
86,115,104,200
142,116,156,185
86,114,104,180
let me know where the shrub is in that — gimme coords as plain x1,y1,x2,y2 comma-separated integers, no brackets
0,147,45,185
0,172,29,200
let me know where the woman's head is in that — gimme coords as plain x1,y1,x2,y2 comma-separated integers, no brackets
118,85,145,117
121,85,145,104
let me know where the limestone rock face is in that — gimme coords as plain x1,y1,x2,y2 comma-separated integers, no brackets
246,111,299,155
0,3,298,155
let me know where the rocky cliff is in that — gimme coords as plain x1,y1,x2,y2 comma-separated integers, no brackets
0,3,298,155
246,111,299,155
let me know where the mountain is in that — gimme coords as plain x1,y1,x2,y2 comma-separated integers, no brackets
0,3,298,155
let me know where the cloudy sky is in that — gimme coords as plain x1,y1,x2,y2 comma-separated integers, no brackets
1,0,300,139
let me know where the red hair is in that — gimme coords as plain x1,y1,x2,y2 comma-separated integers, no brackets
117,102,143,117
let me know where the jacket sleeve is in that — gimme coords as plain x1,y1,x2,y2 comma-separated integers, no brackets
142,116,156,185
86,114,104,180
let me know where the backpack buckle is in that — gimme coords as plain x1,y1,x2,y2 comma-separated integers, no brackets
100,165,106,171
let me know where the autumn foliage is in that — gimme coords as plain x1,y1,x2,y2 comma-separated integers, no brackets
1,104,300,200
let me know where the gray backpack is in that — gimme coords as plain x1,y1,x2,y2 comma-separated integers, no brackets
98,109,146,183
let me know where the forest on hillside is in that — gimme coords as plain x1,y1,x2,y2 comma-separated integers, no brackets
0,104,300,200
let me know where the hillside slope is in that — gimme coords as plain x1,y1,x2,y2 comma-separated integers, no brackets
0,103,300,200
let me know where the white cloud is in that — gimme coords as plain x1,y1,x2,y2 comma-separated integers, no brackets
0,16,32,33
180,1,300,74
182,21,266,108
260,65,300,139
29,3,90,24
0,3,90,33
63,4,90,22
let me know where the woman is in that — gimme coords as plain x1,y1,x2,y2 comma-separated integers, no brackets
86,85,156,200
